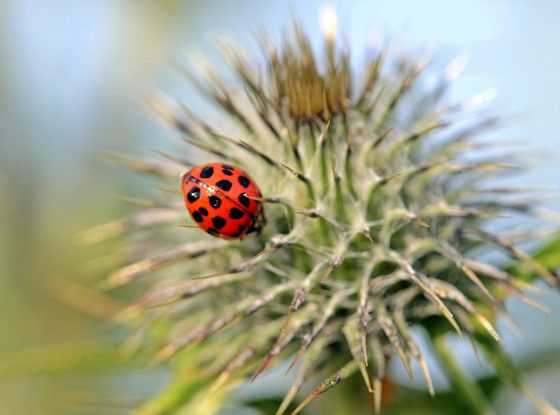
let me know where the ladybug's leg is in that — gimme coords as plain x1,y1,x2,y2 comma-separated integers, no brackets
257,208,267,235
246,221,260,235
247,209,266,236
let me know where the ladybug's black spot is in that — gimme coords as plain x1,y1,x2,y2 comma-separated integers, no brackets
209,195,221,209
200,166,214,179
221,167,234,176
216,179,232,191
198,207,208,216
229,207,245,219
222,164,234,170
206,228,219,236
238,192,250,207
238,176,250,188
212,216,227,230
187,187,200,203
192,211,203,223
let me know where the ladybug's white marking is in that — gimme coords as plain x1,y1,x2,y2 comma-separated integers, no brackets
187,175,216,195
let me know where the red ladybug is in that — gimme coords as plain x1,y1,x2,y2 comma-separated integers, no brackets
181,163,264,239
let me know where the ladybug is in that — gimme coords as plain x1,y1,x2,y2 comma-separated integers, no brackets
181,163,264,239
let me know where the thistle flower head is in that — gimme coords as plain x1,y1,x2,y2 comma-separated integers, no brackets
90,11,559,414
269,22,349,123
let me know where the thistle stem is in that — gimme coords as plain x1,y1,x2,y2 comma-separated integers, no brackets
432,333,494,415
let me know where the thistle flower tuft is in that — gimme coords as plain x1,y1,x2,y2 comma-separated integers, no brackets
91,10,560,415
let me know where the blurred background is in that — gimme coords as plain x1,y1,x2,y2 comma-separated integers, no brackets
1,0,559,414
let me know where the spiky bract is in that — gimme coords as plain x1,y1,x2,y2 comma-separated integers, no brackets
90,18,559,415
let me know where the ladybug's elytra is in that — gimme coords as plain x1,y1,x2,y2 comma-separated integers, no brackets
181,163,264,239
